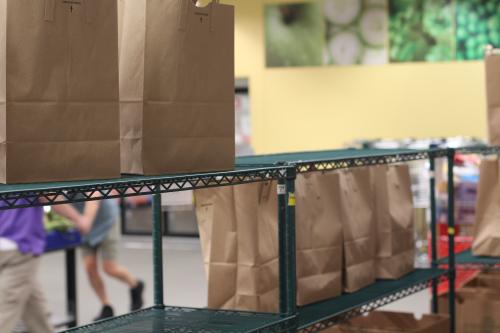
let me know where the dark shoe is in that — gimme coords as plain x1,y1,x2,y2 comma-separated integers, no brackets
131,280,144,311
94,305,114,321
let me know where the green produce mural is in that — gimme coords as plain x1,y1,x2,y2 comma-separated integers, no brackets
265,3,325,67
265,0,500,68
389,0,454,62
265,0,389,67
456,0,500,60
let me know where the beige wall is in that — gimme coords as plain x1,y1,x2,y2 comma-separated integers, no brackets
225,0,487,154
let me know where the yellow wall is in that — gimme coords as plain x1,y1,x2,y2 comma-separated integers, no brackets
225,0,488,154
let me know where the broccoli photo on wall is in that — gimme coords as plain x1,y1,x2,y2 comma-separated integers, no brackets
456,0,500,60
389,0,454,62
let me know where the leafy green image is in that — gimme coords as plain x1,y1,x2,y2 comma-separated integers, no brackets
265,3,325,67
456,0,500,60
389,0,454,62
265,0,498,67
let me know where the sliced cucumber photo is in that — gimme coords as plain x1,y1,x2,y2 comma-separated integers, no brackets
324,0,361,26
364,0,388,7
359,8,388,47
362,47,388,65
328,31,362,65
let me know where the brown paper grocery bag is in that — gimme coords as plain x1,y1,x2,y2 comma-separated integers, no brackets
195,181,278,312
325,311,449,333
194,185,237,309
119,0,235,175
457,288,500,333
339,167,375,293
233,181,279,312
0,0,120,183
485,51,500,145
295,172,343,305
195,172,344,312
372,165,415,279
456,272,500,333
472,159,500,257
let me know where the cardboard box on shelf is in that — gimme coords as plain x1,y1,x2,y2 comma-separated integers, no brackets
325,311,449,333
436,272,500,333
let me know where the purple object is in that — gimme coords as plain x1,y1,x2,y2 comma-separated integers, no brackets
0,200,44,256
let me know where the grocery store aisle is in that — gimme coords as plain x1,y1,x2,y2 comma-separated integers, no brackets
39,236,431,330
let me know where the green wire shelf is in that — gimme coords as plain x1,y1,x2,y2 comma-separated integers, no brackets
0,166,288,210
437,250,500,269
237,148,446,173
297,269,447,333
60,307,296,333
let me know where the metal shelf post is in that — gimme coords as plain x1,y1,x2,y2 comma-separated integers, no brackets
447,149,456,333
152,192,164,308
278,175,288,315
285,166,297,316
429,153,438,314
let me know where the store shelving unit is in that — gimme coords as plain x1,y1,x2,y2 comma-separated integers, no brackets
435,146,500,271
0,166,298,333
61,307,295,333
296,269,446,332
238,148,454,333
438,250,500,269
1,148,459,333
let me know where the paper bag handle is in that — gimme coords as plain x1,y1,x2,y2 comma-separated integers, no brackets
44,0,94,23
178,0,220,32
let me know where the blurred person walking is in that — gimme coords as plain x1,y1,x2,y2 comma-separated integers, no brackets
73,198,144,321
0,201,90,333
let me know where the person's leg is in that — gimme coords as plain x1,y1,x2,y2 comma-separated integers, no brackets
100,223,137,288
0,251,51,333
82,247,114,321
83,253,110,306
22,280,53,333
100,222,144,311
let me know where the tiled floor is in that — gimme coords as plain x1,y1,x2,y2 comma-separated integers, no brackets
38,236,431,332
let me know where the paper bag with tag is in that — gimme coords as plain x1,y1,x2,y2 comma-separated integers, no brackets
118,0,235,175
195,172,343,312
339,167,376,292
372,164,415,279
485,50,500,145
472,159,500,257
0,0,120,183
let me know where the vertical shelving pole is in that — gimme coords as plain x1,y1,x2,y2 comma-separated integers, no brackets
278,165,297,318
429,152,438,314
152,192,164,308
278,174,288,315
447,149,456,333
285,166,297,316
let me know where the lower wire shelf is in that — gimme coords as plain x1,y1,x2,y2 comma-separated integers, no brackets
437,249,500,269
297,268,447,333
60,306,296,333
